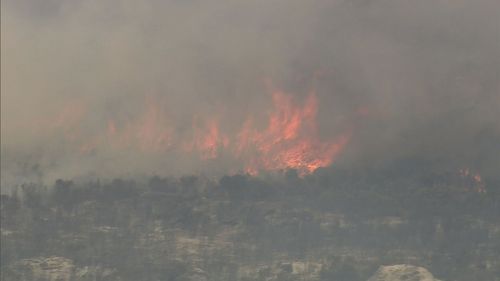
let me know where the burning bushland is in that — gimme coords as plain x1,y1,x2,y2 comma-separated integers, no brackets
40,84,351,176
2,0,499,184
2,0,500,281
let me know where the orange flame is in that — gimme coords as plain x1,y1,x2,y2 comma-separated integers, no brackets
186,117,230,160
45,83,351,176
235,89,350,175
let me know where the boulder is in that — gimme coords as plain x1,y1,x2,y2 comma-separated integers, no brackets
367,265,441,281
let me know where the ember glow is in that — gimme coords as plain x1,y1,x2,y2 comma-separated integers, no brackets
459,168,486,193
44,84,350,176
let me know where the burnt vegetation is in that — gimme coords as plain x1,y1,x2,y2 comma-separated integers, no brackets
1,165,499,281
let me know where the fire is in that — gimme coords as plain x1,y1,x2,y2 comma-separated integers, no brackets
459,168,486,193
104,97,173,152
186,117,229,159
45,82,351,176
235,89,350,175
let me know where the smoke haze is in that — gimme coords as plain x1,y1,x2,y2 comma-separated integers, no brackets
2,0,499,185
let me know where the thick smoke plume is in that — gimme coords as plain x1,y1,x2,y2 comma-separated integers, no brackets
2,0,499,185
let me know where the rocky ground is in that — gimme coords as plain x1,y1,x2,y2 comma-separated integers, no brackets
1,170,499,280
5,257,444,281
368,265,441,281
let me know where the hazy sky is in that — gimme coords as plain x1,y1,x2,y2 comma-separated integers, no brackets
2,0,499,184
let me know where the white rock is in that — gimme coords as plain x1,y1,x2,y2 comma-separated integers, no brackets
367,264,441,281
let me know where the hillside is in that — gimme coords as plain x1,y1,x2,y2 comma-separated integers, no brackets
1,168,499,281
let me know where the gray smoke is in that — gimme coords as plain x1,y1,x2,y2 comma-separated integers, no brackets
2,0,499,186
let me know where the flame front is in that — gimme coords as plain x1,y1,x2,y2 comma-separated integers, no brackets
47,84,350,176
236,89,350,175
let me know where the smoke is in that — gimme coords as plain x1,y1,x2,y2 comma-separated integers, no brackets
2,0,499,185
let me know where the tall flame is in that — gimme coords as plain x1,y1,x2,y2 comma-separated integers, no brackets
45,83,351,176
235,89,350,175
185,117,229,160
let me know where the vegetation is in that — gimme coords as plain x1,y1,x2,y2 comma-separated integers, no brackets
1,166,499,281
